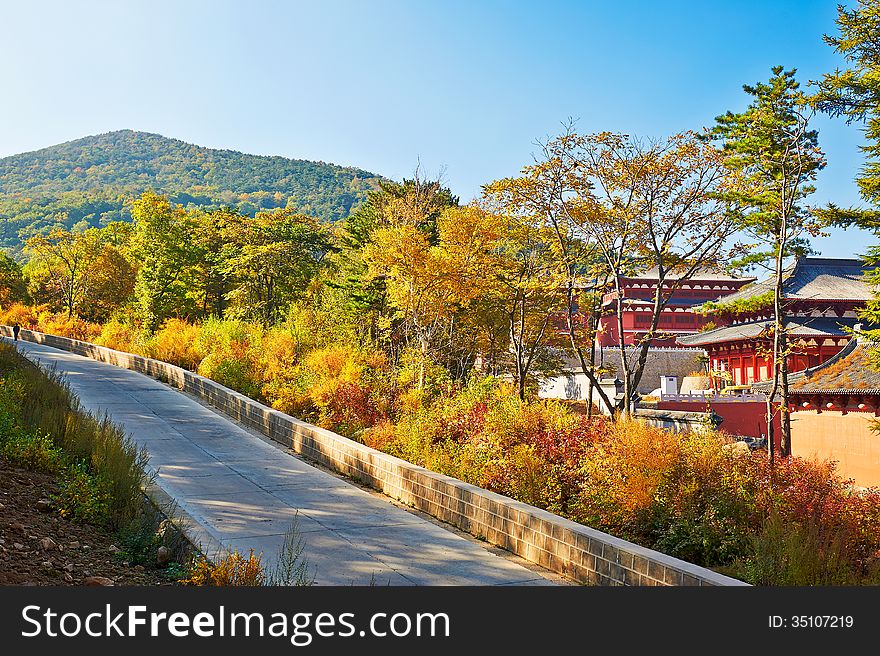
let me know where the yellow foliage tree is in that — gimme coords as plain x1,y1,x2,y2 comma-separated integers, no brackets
364,204,500,389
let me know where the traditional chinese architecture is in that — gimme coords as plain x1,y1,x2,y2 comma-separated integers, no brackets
677,258,874,387
596,267,755,347
755,337,880,488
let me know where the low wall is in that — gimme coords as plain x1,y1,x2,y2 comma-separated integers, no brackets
2,327,746,587
634,407,719,433
539,374,620,416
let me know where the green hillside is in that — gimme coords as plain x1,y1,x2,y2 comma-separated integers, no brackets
0,130,383,250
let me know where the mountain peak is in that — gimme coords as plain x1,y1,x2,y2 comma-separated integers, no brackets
0,132,383,249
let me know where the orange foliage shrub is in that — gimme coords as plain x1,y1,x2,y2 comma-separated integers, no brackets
578,418,682,520
143,319,203,370
302,345,390,437
305,346,359,380
0,303,43,330
259,331,300,386
258,330,307,413
183,550,265,586
35,310,101,341
94,319,139,353
0,303,102,341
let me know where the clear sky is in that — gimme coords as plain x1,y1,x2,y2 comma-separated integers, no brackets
0,0,875,257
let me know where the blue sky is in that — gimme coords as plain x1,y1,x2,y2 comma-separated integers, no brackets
0,0,874,257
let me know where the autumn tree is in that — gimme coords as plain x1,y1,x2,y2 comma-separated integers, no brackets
485,140,614,414
79,241,137,322
24,226,105,318
490,129,737,415
130,192,202,331
489,209,565,400
0,252,28,307
221,209,333,327
333,177,459,355
711,67,827,461
363,204,501,390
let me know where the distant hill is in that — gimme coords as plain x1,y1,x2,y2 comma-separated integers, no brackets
0,130,384,250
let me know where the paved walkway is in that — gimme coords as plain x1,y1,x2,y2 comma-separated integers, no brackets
7,338,559,585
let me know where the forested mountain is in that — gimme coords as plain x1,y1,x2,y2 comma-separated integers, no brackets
0,130,383,250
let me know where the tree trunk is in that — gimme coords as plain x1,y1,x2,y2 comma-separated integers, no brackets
779,326,792,457
563,284,613,415
587,326,596,419
765,246,787,467
628,279,667,403
616,293,630,417
418,330,429,391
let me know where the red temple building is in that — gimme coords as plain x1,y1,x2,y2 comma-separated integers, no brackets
677,258,874,387
595,267,754,347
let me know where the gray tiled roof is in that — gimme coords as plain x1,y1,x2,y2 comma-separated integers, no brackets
702,257,874,306
753,340,880,395
677,316,860,347
621,297,718,307
625,266,755,283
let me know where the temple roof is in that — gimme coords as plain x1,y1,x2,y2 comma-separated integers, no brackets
753,339,880,395
623,266,755,283
708,257,874,306
677,316,860,347
619,297,717,307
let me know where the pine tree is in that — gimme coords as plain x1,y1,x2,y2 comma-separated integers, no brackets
814,0,880,340
711,67,827,463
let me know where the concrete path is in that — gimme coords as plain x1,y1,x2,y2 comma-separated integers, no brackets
7,338,561,586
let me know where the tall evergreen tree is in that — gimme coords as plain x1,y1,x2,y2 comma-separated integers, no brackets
711,67,827,462
814,0,880,205
814,0,880,340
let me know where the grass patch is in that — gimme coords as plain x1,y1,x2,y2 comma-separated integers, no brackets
0,342,148,528
0,340,198,582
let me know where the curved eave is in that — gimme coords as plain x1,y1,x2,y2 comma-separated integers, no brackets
677,326,769,347
788,389,880,396
678,320,856,348
677,334,752,347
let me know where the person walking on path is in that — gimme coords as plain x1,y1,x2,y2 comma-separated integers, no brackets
12,324,20,341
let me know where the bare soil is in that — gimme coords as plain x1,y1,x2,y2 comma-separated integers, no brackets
0,460,180,586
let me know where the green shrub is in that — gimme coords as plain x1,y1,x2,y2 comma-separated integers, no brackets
739,512,860,585
0,426,65,473
54,463,112,523
115,510,165,566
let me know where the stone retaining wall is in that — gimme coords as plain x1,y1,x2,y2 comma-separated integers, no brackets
634,407,720,434
3,327,746,587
